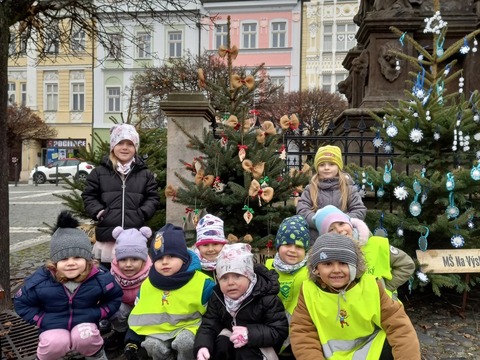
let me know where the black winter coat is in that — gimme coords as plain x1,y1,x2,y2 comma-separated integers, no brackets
194,264,288,360
82,155,160,243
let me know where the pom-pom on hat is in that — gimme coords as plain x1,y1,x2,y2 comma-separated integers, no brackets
309,233,358,281
196,214,228,247
314,145,343,171
275,215,310,250
50,211,92,263
150,223,189,263
110,124,140,152
216,243,255,281
113,226,152,262
312,205,352,235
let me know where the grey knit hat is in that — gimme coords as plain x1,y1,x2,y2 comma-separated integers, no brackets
50,211,92,263
309,233,357,280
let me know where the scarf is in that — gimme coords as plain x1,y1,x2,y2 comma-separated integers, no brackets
110,258,151,289
272,252,308,274
116,158,135,175
224,274,257,317
193,247,217,271
148,258,195,291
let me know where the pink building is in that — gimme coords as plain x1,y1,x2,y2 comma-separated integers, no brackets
201,0,304,92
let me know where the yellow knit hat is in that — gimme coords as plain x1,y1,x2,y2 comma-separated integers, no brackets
314,145,343,170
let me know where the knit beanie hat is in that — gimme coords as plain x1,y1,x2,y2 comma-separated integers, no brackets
275,215,310,250
309,233,358,281
216,243,255,281
196,214,228,247
312,205,353,235
150,223,189,263
113,226,152,261
50,211,92,263
110,124,140,152
314,145,343,171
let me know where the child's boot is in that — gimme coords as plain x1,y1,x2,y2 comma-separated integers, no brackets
104,329,127,352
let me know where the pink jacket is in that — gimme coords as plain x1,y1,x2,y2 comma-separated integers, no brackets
110,257,152,306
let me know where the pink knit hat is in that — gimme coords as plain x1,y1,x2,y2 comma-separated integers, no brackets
110,124,140,152
216,243,255,281
195,214,228,247
312,205,353,235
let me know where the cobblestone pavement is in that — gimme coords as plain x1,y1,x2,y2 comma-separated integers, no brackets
8,243,480,360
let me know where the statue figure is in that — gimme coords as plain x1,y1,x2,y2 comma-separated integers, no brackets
377,42,401,82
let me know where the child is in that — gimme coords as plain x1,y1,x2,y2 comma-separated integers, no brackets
104,226,153,351
124,223,215,360
14,211,123,360
194,214,228,279
265,215,310,360
296,145,366,242
194,243,289,360
313,205,415,298
82,123,160,268
290,233,421,359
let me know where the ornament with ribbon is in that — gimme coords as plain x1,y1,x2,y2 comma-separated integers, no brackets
197,68,206,89
409,179,422,217
418,226,429,252
164,184,178,201
212,176,226,193
445,172,455,191
256,121,277,144
225,114,251,132
192,157,203,173
360,171,374,198
195,168,215,187
279,114,300,130
259,176,270,188
185,207,203,228
393,182,408,201
248,179,274,206
466,203,475,229
237,145,248,162
373,212,388,237
376,184,385,198
278,144,287,160
471,163,480,181
242,159,265,179
383,160,393,184
231,74,255,90
372,129,383,148
446,192,459,219
242,205,254,224
218,44,239,60
220,133,228,148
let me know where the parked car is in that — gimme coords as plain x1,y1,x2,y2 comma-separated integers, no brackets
30,158,95,184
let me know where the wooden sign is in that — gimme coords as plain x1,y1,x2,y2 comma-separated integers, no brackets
416,249,480,273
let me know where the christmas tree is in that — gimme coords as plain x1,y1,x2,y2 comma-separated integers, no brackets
168,17,310,251
347,3,480,294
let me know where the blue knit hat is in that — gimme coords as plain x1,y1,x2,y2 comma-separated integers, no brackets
150,224,189,263
275,215,310,250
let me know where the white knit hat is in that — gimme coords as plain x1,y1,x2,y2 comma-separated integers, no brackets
216,243,255,281
195,214,228,247
110,124,140,152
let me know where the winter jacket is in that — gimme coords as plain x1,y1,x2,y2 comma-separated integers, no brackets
14,265,123,333
110,256,152,306
82,155,160,243
194,264,289,360
290,278,421,360
351,218,415,292
296,177,366,242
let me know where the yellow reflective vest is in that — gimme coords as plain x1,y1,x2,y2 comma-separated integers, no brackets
128,271,209,340
302,274,387,359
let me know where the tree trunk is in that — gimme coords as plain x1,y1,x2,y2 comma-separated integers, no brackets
0,5,12,310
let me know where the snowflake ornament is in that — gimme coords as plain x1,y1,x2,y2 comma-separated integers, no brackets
434,132,441,140
460,37,470,54
386,124,398,138
415,88,425,99
409,128,424,143
416,271,429,283
383,142,394,154
451,234,465,248
372,136,384,148
474,133,480,141
394,185,409,200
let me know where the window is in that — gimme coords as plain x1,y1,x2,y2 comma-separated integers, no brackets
215,24,228,49
242,23,257,49
19,35,28,54
137,32,151,59
21,83,27,106
270,76,285,91
107,33,122,59
71,83,85,111
72,29,86,52
106,86,121,112
323,24,333,52
45,83,58,111
8,83,16,104
168,31,182,58
271,21,286,48
336,23,356,51
322,74,332,92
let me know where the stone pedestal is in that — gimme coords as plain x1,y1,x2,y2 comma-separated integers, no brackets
160,93,215,225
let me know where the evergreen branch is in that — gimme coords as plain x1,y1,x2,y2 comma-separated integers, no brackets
390,26,433,62
439,28,480,62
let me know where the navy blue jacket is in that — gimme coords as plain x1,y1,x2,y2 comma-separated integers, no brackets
82,155,160,243
14,265,123,333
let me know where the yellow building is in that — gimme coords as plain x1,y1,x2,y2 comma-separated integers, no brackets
8,25,94,182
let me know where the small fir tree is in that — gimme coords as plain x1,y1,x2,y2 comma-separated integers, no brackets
348,2,480,295
169,17,310,250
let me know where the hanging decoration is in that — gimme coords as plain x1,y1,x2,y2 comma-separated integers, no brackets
237,145,248,162
396,223,404,237
279,144,287,160
450,226,465,248
383,160,393,184
195,168,215,187
376,184,385,198
248,179,274,206
409,179,422,217
394,183,409,200
423,11,447,34
225,115,251,133
459,36,471,54
197,68,206,89
164,184,178,201
279,114,300,130
255,121,277,144
386,123,398,138
418,226,429,251
231,74,255,90
242,205,254,224
383,141,394,154
373,130,383,148
212,176,226,193
218,44,239,60
409,126,424,143
416,271,429,284
446,192,459,219
242,159,265,179
471,163,480,180
373,212,388,237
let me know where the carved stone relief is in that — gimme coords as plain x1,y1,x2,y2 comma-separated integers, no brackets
377,42,401,82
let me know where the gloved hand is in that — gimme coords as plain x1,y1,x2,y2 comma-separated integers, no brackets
197,347,210,360
229,326,248,348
